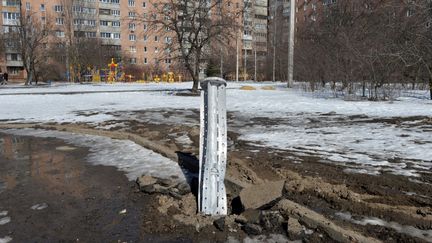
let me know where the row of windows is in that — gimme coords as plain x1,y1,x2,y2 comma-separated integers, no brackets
100,32,121,39
2,12,20,20
129,46,170,53
129,57,171,65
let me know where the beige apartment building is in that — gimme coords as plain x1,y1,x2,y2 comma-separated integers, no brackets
0,0,182,81
0,0,268,82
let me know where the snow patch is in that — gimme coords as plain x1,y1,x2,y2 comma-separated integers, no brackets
336,212,432,242
0,217,10,225
2,129,187,182
0,236,12,243
31,203,48,210
0,212,7,217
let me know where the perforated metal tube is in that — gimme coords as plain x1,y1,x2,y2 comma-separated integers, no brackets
198,77,228,215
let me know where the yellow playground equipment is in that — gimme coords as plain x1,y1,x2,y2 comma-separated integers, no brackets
107,58,118,83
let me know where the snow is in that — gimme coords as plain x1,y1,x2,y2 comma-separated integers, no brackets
1,82,431,179
0,236,12,243
0,217,10,225
30,203,48,210
1,128,187,182
336,212,432,242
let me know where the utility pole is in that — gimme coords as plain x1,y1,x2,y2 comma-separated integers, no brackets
244,42,247,81
254,42,257,81
236,31,239,82
287,0,295,87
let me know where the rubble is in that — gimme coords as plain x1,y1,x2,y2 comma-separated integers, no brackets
239,180,285,210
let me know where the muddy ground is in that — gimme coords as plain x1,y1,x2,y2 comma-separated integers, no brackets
0,107,431,242
0,133,250,242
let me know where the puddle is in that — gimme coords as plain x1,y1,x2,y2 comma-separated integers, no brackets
336,212,432,242
1,129,187,182
0,131,151,241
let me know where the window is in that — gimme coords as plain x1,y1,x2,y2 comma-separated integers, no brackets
143,24,147,30
99,8,110,15
144,46,147,52
130,58,136,64
130,46,136,52
56,18,64,25
40,4,45,11
26,2,30,10
128,11,136,18
7,53,21,61
54,5,63,12
323,0,336,5
129,23,136,30
142,2,146,7
144,58,147,64
111,10,120,16
100,20,109,26
85,32,97,38
406,9,414,17
101,32,111,38
113,33,121,39
56,31,65,37
128,0,135,7
129,34,136,41
112,21,120,27
154,36,158,42
3,12,20,20
143,35,147,41
154,47,158,53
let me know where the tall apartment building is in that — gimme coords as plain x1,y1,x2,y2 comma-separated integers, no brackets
0,0,176,81
0,0,23,80
241,0,268,80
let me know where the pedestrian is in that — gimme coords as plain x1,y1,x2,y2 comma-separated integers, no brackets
0,70,4,85
3,72,8,85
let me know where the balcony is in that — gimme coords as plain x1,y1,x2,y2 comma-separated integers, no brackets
243,34,252,41
6,60,23,67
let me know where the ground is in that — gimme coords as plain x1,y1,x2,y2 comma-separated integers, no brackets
0,82,431,242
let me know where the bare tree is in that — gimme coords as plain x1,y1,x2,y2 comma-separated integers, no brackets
142,0,243,92
17,2,52,85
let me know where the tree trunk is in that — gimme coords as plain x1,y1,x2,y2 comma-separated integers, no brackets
192,51,201,93
429,78,432,100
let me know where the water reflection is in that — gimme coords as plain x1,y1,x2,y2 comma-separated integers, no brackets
0,133,86,197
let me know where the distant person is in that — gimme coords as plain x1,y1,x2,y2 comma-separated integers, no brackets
3,72,8,84
0,70,4,85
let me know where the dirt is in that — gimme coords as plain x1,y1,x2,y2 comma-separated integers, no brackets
1,108,431,242
0,133,247,242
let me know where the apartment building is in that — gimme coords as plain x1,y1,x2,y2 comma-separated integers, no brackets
0,0,24,80
0,0,178,81
241,0,268,80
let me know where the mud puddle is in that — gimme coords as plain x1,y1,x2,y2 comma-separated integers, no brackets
0,133,152,242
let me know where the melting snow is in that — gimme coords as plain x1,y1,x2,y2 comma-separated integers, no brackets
336,212,432,242
30,203,48,210
1,82,431,179
0,236,12,243
2,129,186,182
0,217,10,225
